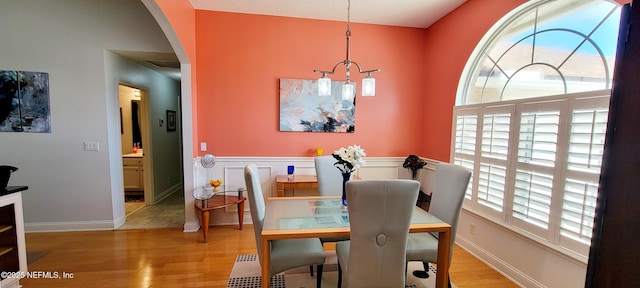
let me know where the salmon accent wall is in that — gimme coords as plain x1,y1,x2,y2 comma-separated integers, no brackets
195,11,427,157
153,0,200,155
420,0,526,161
154,0,196,61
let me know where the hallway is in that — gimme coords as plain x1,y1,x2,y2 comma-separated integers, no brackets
119,192,184,229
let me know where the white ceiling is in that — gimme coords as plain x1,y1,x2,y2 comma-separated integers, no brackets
189,0,468,28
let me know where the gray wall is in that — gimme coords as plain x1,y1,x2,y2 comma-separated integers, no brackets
0,0,181,230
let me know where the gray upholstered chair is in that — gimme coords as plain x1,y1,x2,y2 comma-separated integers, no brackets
315,156,344,197
336,179,420,288
314,156,351,244
244,164,326,288
405,163,471,286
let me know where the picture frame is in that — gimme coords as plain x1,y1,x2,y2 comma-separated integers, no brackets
166,110,176,131
0,70,51,133
279,78,356,133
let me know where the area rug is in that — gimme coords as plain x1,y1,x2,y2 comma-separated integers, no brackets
227,251,455,288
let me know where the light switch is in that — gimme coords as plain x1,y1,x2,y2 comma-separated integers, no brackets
200,142,207,151
83,141,100,151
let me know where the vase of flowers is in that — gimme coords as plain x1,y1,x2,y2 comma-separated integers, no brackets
403,154,427,180
332,145,366,208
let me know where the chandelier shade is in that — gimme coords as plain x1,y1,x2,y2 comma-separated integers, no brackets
317,75,332,97
362,73,375,96
313,0,380,99
342,83,355,100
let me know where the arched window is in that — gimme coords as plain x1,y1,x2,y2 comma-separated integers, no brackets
453,0,621,257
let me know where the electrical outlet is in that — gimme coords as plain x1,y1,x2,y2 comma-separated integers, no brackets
469,223,476,235
200,142,207,151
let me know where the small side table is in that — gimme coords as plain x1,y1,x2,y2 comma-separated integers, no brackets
194,190,246,243
274,175,318,197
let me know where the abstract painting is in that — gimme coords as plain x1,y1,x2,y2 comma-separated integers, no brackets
0,70,51,133
279,78,356,133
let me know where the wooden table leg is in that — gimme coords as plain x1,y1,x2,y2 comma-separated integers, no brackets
436,227,451,288
237,200,245,230
261,238,271,288
201,210,210,243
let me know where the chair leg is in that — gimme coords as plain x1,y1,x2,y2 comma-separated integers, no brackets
422,261,429,274
316,264,323,288
337,263,342,288
310,265,314,276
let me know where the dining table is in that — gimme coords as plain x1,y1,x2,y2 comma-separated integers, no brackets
260,196,452,288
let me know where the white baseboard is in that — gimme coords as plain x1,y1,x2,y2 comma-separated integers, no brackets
155,182,183,204
456,235,543,288
25,220,117,232
183,220,200,233
182,219,246,232
114,214,126,229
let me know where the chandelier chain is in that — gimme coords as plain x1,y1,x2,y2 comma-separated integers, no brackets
347,0,351,34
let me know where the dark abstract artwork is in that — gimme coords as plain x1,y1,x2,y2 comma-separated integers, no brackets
279,78,355,133
0,70,50,133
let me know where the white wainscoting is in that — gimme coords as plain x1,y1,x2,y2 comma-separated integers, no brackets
186,156,440,231
456,210,589,288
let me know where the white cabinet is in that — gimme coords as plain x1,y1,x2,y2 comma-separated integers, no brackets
123,157,144,192
0,191,27,288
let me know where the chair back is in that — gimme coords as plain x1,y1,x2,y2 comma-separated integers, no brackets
344,179,419,288
315,156,344,196
244,164,266,263
429,163,471,259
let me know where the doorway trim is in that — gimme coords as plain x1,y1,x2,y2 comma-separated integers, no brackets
140,0,197,232
139,88,154,204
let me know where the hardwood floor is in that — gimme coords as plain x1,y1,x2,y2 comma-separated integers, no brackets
21,225,518,288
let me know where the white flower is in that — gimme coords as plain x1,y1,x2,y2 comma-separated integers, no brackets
332,145,366,174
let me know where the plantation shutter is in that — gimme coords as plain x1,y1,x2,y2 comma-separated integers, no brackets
477,163,507,212
476,106,513,213
566,107,608,173
454,158,475,200
455,114,478,155
512,103,561,231
560,96,609,252
454,109,479,201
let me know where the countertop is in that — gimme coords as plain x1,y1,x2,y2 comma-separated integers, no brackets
1,186,28,197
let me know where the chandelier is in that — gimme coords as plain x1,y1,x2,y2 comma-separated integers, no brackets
313,0,380,100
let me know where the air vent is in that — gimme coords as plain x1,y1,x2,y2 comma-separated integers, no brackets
145,60,180,69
